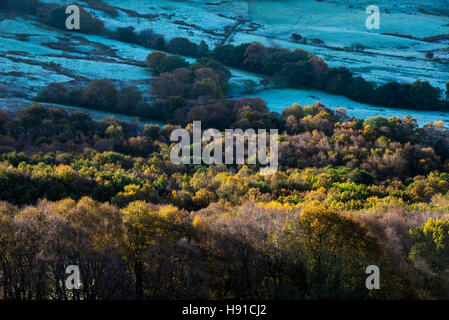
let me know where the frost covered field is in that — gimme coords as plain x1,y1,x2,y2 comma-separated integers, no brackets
0,0,449,124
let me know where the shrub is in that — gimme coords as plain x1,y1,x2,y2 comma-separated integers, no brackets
241,79,257,94
373,82,402,107
150,73,186,99
244,42,266,72
322,67,353,94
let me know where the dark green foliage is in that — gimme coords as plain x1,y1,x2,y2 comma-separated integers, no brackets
157,56,190,74
113,26,138,43
279,61,314,88
36,81,150,119
345,76,375,103
118,86,143,115
35,82,69,105
136,28,166,49
82,79,119,111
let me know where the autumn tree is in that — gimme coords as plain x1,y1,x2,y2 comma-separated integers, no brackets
82,79,119,111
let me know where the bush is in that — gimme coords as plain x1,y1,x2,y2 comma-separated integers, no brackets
167,37,198,57
410,218,449,296
279,61,313,88
197,41,209,57
282,103,305,119
118,86,143,115
322,67,353,95
67,88,84,107
242,79,257,94
373,80,442,109
351,43,367,52
150,73,186,99
146,52,168,69
207,42,445,111
408,80,442,108
373,82,402,107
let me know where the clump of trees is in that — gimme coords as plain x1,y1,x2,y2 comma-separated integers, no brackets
409,218,449,297
110,27,209,59
0,197,206,300
0,0,40,14
1,103,449,299
0,197,399,300
141,38,447,110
